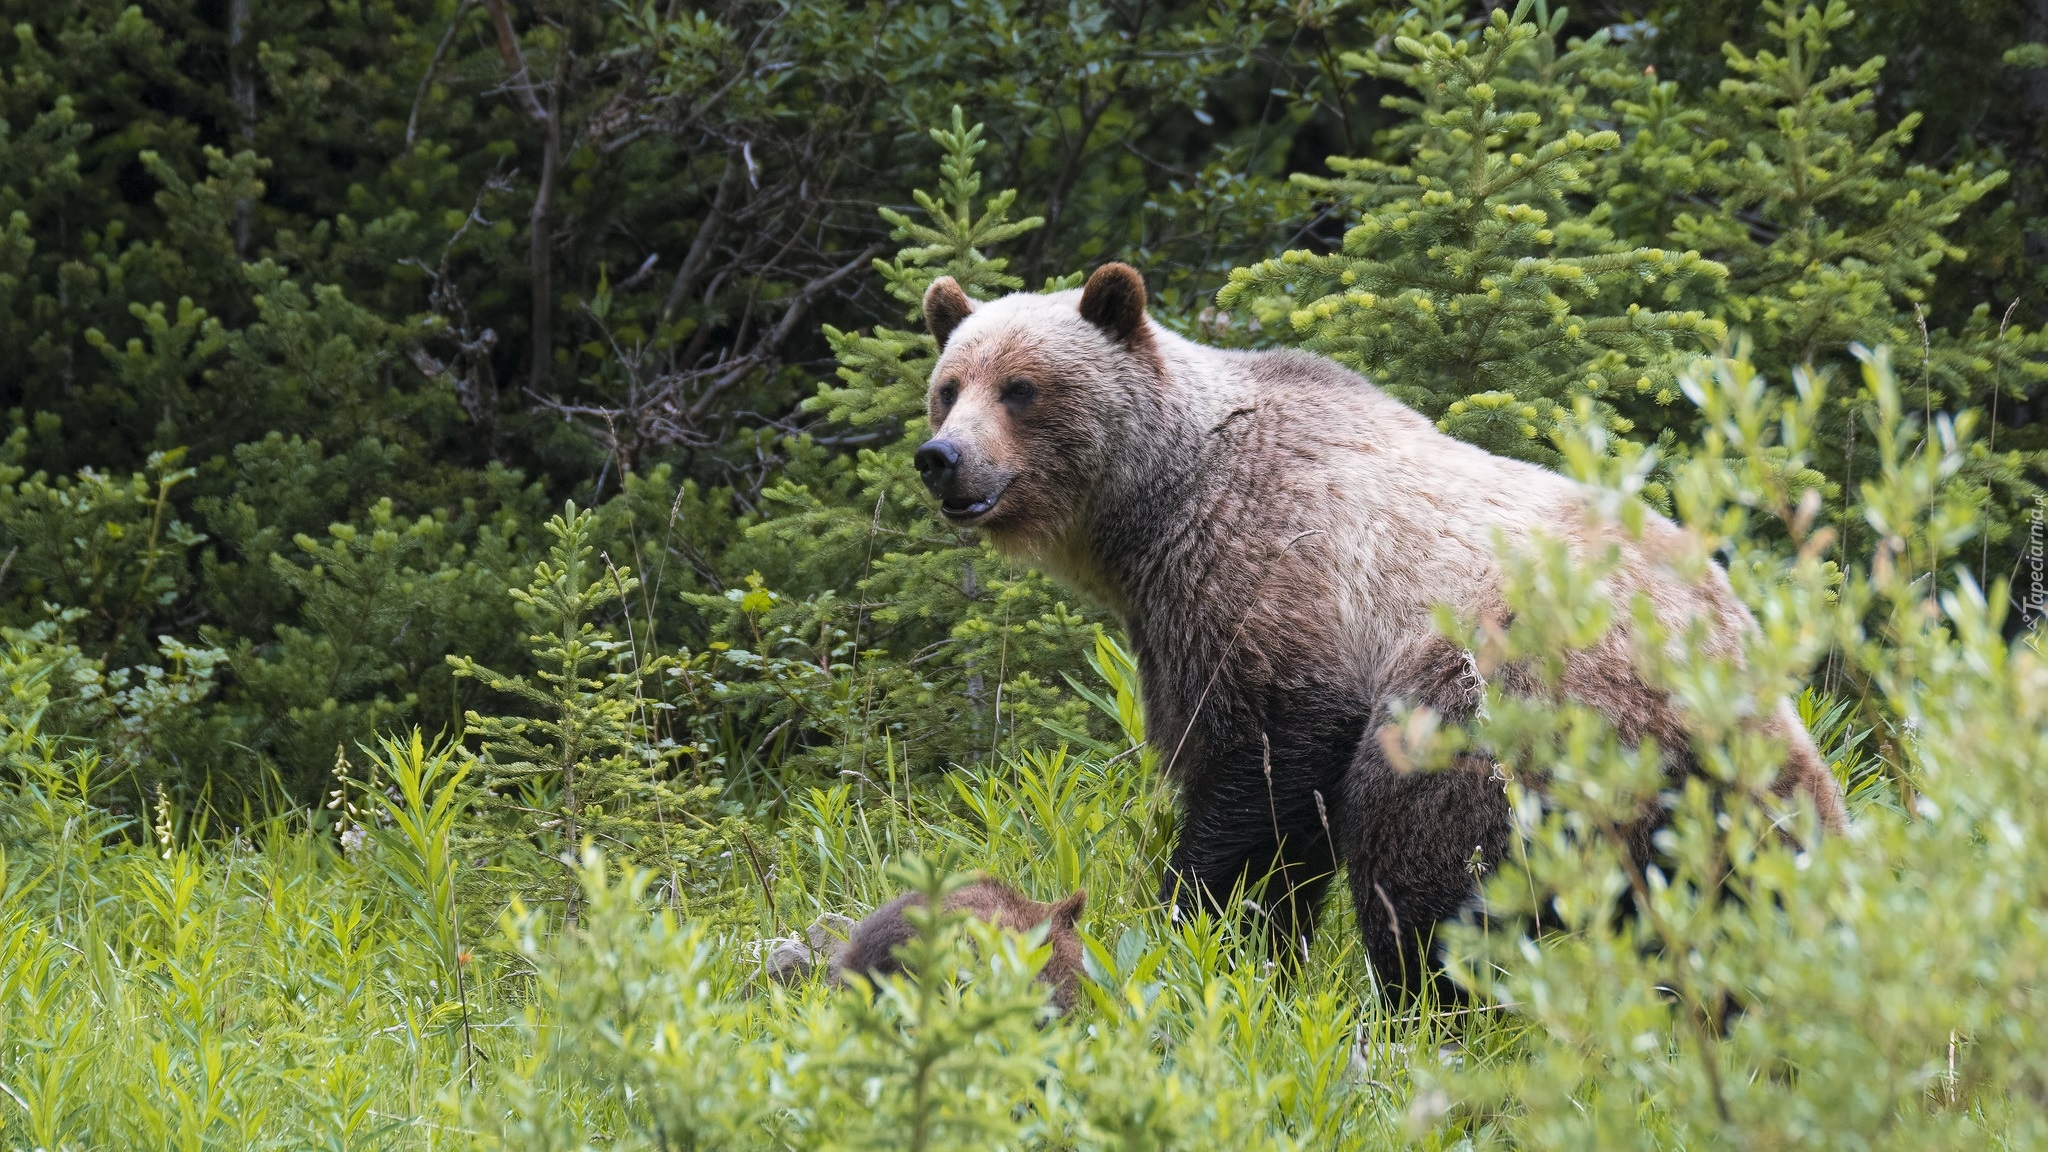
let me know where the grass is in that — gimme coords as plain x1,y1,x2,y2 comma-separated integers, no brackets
0,635,1937,1151
0,712,1517,1150
1,588,2032,1147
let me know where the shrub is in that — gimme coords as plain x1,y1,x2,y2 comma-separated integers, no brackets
1432,350,2048,1147
449,501,740,919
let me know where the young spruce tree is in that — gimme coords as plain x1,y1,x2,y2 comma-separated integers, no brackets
1664,0,2045,563
715,109,1106,781
450,502,731,921
1220,0,1729,467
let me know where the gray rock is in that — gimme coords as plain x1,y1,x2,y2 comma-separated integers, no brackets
762,937,815,985
807,912,856,964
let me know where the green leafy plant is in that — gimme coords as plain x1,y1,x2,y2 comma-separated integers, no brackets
1434,348,2047,1148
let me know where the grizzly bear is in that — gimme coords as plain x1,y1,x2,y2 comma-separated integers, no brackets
913,262,1848,999
829,879,1088,1011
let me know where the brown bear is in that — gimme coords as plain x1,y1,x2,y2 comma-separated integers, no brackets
829,879,1088,1011
912,262,1848,1000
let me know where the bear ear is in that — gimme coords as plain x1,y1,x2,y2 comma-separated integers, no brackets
923,276,976,352
1050,890,1086,930
1078,263,1148,345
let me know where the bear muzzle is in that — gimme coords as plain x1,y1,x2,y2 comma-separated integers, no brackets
914,439,960,490
916,438,1011,522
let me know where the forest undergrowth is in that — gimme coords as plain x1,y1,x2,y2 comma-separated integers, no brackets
4,341,2045,1148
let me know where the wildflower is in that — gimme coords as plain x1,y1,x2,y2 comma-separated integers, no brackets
153,784,175,860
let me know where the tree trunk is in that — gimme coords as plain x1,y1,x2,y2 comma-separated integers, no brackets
529,51,564,393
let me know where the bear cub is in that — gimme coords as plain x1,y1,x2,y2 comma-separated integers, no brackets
829,879,1087,1011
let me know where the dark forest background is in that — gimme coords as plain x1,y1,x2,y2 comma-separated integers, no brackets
4,0,2044,812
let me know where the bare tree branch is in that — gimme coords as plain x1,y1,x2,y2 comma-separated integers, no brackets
531,238,883,465
663,148,746,321
483,0,551,126
527,46,565,391
407,0,478,148
479,0,564,392
755,242,884,361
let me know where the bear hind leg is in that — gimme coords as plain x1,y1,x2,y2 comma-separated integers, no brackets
1343,755,1510,1004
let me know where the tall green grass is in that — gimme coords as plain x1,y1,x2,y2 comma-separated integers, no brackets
0,708,1479,1148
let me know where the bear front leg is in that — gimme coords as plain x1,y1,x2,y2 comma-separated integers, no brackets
1159,764,1343,967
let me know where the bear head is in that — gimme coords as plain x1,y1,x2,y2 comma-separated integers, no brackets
829,880,1088,1011
914,263,1162,554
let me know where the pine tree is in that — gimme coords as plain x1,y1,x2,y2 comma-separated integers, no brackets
1663,0,2045,562
1220,0,2042,577
450,501,730,920
1219,0,1729,466
1671,2,2039,384
711,109,1106,782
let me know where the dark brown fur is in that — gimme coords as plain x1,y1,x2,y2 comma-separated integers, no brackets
829,880,1088,1010
925,276,976,349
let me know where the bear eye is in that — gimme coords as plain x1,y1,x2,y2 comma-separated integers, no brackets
935,380,959,407
1000,378,1036,405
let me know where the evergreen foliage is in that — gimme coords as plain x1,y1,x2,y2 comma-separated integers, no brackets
0,0,1327,806
4,0,2043,807
722,111,1107,781
450,502,733,914
1661,1,2047,560
1222,0,1729,464
0,0,1310,479
1679,2,2012,381
1230,0,2041,555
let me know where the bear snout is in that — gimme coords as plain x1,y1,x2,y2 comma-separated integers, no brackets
914,439,960,492
917,437,1011,521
